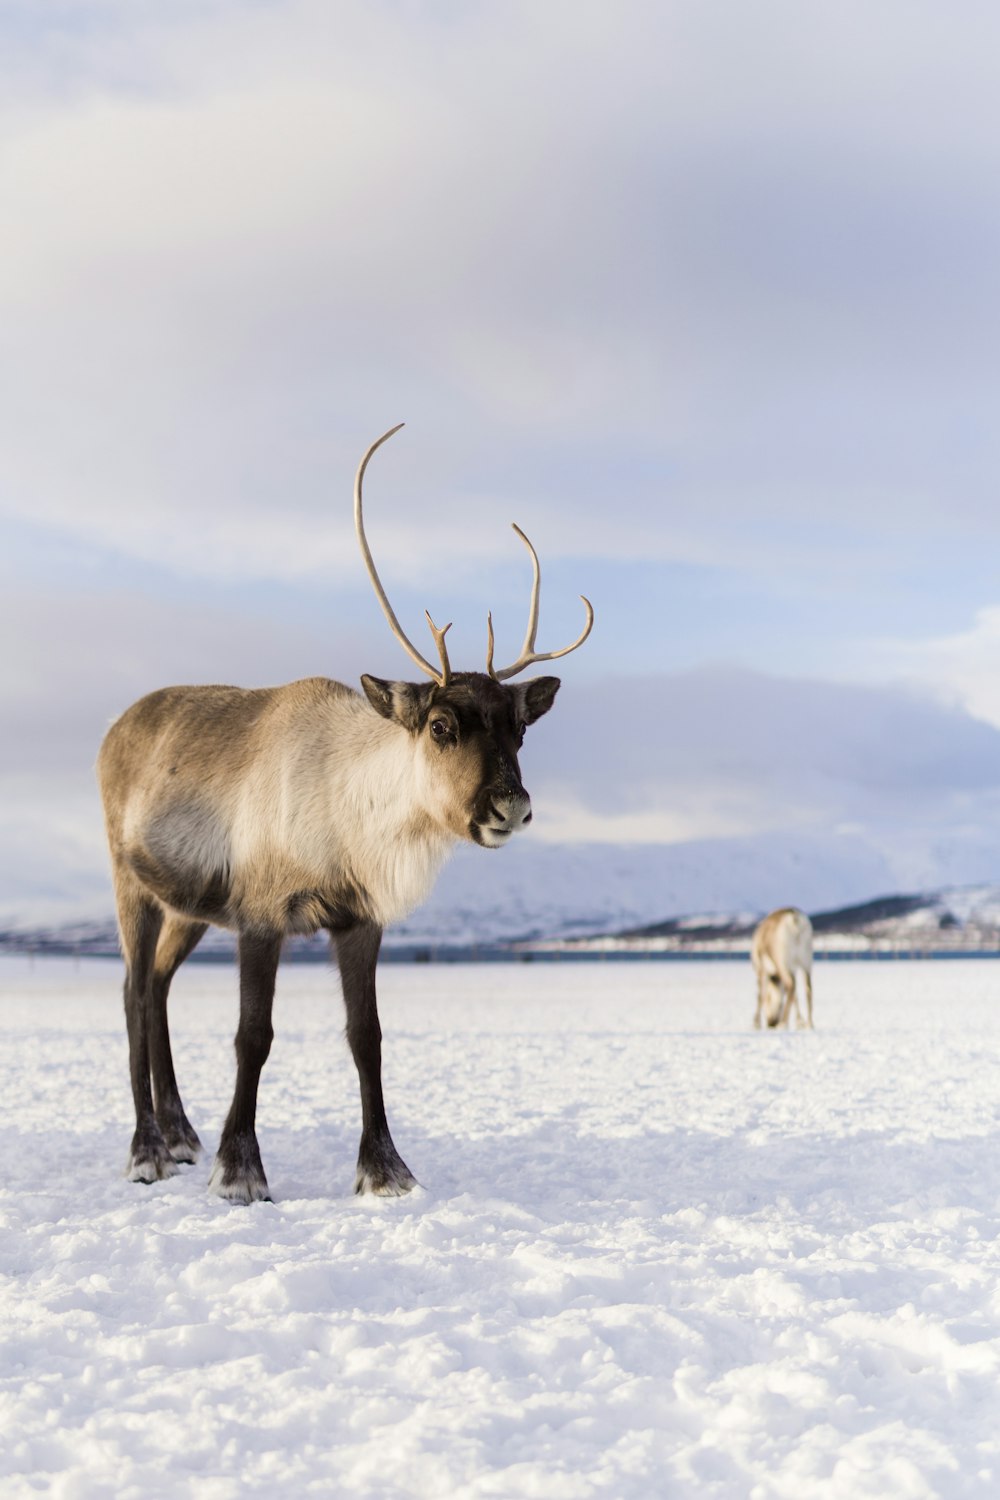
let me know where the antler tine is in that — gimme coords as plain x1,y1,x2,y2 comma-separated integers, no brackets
511,523,541,662
354,424,447,687
424,612,452,688
486,611,497,680
489,523,595,682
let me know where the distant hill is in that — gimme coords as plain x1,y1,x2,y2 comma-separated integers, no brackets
4,826,1000,959
5,883,1000,961
560,886,1000,956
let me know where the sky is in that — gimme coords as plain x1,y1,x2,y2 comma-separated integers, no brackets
4,0,1000,919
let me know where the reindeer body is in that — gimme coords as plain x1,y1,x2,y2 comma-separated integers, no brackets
98,667,559,1201
99,677,454,939
97,424,593,1204
751,907,814,1030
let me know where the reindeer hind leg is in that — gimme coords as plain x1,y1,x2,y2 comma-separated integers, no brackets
150,915,208,1163
776,967,798,1028
114,870,174,1182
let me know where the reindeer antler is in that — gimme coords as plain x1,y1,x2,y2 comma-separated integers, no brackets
354,424,452,687
486,524,594,682
355,426,594,687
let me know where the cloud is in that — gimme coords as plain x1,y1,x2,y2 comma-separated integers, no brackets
0,586,370,775
524,667,1000,843
885,606,1000,732
2,1,1000,586
6,641,1000,920
5,3,1000,919
0,770,111,922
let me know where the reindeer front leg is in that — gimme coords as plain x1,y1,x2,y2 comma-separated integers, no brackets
209,929,281,1204
333,921,417,1196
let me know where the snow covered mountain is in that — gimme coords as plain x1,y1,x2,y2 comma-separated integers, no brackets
393,827,1000,945
5,826,1000,957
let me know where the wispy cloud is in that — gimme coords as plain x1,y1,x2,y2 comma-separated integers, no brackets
884,606,1000,732
527,667,1000,843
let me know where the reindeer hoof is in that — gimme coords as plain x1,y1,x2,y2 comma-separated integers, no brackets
168,1141,203,1166
161,1121,203,1165
126,1130,179,1183
208,1157,271,1204
209,1134,271,1204
354,1166,417,1197
355,1136,417,1196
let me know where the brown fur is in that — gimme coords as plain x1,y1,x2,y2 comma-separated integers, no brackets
751,907,814,1030
97,668,559,1199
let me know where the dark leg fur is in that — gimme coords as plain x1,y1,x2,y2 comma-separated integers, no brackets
209,929,281,1204
149,917,207,1162
332,922,416,1196
118,890,177,1183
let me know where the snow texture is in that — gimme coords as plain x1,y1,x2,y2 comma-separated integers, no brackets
2,955,999,1499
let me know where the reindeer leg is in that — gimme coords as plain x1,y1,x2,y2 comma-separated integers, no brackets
786,969,806,1028
150,916,207,1163
332,921,416,1196
753,973,764,1029
115,877,175,1182
209,929,281,1204
802,969,814,1029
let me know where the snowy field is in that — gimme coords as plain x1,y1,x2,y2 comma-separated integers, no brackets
2,956,1000,1499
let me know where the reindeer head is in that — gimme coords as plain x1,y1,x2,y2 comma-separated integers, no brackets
354,425,593,847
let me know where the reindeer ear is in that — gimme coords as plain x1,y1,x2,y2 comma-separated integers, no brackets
360,675,427,732
514,676,560,725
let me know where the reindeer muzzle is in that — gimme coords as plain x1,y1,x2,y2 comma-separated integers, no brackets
475,788,532,847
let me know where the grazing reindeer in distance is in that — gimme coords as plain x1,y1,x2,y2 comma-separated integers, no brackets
98,424,593,1204
751,907,814,1029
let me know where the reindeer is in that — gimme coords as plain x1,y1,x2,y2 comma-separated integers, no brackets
751,907,814,1030
97,424,593,1203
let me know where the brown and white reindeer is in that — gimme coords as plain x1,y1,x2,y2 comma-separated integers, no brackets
751,907,814,1030
97,424,593,1203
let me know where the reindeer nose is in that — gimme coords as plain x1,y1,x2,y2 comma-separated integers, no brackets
491,791,532,831
511,796,532,829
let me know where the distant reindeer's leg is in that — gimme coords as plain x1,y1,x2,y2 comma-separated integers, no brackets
773,966,791,1026
208,930,281,1204
802,968,814,1029
150,915,207,1163
115,875,173,1182
333,922,416,1197
778,968,801,1028
753,973,764,1029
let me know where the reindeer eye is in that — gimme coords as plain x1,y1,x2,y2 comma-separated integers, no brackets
430,717,453,742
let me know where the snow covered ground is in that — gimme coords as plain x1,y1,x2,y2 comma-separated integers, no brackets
2,955,999,1499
